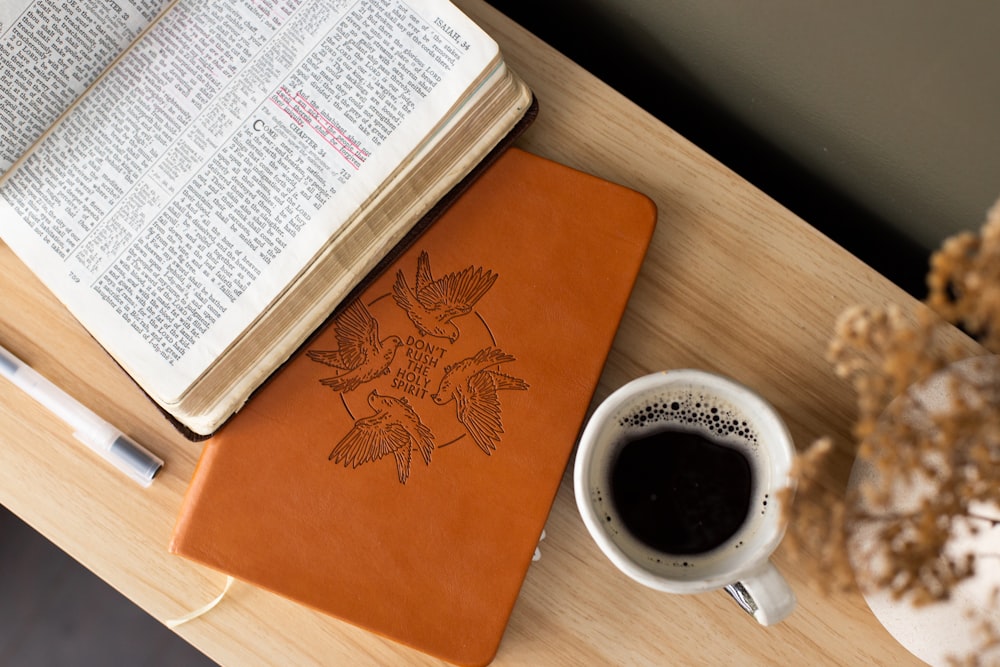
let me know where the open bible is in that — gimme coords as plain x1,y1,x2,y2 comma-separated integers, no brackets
0,0,533,436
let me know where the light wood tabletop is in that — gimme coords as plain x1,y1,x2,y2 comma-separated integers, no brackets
0,1,944,664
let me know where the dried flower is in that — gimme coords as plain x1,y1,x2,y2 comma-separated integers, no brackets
928,198,1000,354
784,195,1000,665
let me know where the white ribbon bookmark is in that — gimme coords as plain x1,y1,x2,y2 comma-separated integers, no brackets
165,576,236,629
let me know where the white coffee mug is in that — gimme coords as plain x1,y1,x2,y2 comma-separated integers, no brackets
574,370,797,625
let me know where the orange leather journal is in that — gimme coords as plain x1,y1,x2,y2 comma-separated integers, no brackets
170,148,657,665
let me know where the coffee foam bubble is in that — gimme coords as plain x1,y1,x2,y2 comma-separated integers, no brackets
614,390,760,456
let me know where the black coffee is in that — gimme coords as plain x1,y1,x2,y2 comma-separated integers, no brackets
609,428,752,555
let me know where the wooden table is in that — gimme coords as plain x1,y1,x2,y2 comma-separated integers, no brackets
0,1,944,664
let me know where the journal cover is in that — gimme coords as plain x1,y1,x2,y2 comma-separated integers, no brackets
169,148,657,666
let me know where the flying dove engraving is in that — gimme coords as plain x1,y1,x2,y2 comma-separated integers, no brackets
306,299,402,392
392,250,498,342
431,347,528,455
330,390,435,484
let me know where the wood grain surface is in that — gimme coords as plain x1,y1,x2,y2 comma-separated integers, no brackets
0,1,947,664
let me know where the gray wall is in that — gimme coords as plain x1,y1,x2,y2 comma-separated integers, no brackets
607,1,1000,251
490,1,1000,292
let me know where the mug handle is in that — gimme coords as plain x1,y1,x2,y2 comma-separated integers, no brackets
724,561,796,625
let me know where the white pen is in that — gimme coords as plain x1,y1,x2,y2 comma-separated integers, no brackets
0,343,163,487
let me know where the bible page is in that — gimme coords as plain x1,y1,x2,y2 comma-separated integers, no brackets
0,0,174,174
0,0,500,403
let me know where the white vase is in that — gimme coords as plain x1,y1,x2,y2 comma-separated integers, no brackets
847,355,1000,667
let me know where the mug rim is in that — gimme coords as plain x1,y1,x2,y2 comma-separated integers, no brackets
573,369,795,593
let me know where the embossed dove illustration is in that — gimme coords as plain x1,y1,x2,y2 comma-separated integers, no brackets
392,250,498,342
431,347,528,455
306,299,402,392
330,389,435,484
